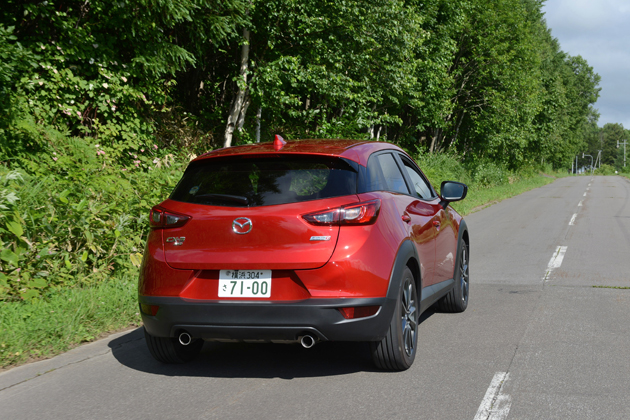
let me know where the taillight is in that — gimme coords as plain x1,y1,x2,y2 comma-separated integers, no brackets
302,208,340,226
302,199,381,226
149,206,191,229
340,200,380,225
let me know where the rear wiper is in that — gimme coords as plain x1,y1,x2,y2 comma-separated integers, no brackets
195,194,249,205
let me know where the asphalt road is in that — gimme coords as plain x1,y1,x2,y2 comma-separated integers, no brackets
1,175,629,420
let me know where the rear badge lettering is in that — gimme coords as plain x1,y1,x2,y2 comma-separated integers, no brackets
310,236,331,241
166,236,186,246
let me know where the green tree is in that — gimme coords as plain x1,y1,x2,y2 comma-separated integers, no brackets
599,123,626,166
0,0,250,159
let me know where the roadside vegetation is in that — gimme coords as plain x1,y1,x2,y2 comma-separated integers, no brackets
0,0,626,369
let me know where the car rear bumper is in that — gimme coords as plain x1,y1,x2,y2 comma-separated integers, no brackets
139,295,397,342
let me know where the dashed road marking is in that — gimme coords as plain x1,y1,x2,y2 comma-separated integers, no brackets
583,192,587,197
578,200,583,207
474,372,512,420
569,214,577,225
543,246,568,281
548,246,567,268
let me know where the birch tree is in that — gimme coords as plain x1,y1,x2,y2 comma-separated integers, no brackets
223,27,250,148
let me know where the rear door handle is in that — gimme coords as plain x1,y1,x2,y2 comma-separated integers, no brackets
433,220,440,228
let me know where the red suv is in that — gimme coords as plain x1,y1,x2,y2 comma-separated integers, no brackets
139,138,469,370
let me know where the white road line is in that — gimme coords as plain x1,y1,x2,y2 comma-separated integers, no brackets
543,246,568,281
578,201,583,207
583,192,587,197
548,246,568,268
569,214,577,225
474,372,512,420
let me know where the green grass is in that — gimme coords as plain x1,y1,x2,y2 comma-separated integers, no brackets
0,274,140,368
451,173,557,216
0,170,562,370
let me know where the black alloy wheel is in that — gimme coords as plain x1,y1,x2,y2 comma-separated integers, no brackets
437,240,469,313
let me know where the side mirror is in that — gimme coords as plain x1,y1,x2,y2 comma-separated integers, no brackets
440,181,468,209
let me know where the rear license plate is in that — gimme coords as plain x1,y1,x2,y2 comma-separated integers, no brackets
218,270,272,298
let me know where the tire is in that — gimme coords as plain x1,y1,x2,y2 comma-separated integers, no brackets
144,327,204,364
370,267,418,371
437,240,469,313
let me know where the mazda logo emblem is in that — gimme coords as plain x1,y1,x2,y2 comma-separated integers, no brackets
232,217,252,234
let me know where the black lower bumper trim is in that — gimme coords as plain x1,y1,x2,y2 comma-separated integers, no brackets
139,296,396,342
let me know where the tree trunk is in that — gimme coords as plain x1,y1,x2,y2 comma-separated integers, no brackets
223,28,251,148
255,106,262,143
235,90,251,133
429,129,438,153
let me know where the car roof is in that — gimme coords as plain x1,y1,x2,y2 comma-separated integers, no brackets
193,139,407,167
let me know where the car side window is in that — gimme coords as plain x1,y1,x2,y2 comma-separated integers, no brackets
401,157,435,200
366,153,410,194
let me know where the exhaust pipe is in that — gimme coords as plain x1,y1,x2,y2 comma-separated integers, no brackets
178,331,192,346
300,335,316,349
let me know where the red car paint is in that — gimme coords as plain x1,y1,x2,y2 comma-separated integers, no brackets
140,143,461,300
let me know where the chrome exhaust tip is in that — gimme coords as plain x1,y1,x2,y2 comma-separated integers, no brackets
300,335,316,349
178,331,192,346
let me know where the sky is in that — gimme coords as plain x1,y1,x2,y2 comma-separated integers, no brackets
542,0,630,128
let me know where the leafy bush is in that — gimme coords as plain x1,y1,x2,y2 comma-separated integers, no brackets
413,149,471,192
0,131,186,301
472,161,506,187
594,164,616,176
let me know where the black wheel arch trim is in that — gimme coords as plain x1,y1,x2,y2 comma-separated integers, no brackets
383,239,422,315
456,219,470,270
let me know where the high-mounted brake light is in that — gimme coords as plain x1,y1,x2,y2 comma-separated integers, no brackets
274,134,287,151
149,206,191,229
302,199,381,226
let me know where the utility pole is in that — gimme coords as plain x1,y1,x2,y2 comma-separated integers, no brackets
617,139,627,167
593,150,602,170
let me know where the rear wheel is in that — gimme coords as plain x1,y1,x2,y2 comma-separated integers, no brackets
144,328,203,364
437,240,469,313
371,267,418,371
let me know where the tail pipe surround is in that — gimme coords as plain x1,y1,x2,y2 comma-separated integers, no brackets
178,331,193,346
300,335,316,349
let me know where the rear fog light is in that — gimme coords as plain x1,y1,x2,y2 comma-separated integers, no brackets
140,304,160,316
338,306,380,319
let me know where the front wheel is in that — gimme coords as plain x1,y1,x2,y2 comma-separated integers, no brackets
370,267,418,371
437,240,469,313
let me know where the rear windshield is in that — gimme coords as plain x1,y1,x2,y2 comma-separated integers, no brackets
170,156,358,207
